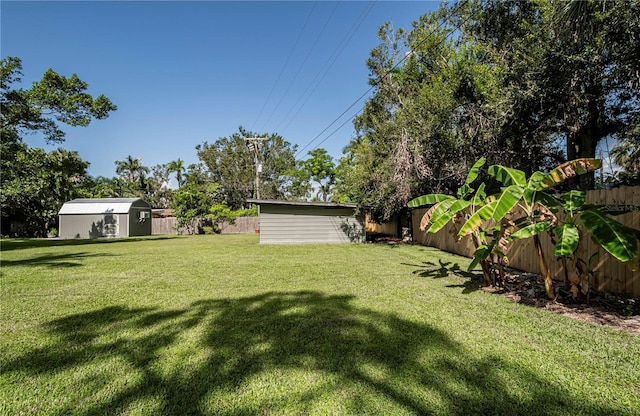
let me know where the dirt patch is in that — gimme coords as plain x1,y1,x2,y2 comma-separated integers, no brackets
483,271,640,335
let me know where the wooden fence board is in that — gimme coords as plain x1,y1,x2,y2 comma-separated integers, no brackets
411,186,640,297
152,217,259,235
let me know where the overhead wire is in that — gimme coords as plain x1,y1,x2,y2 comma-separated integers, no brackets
249,1,318,133
258,2,340,133
294,0,470,161
275,1,376,135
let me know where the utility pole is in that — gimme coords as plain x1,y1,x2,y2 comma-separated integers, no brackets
245,137,268,199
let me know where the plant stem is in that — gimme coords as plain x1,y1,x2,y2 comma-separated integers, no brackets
534,234,555,299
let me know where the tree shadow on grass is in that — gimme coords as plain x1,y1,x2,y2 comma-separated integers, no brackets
0,235,180,252
3,291,621,415
1,251,115,268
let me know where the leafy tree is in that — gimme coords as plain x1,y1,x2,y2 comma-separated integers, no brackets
610,135,640,186
344,0,639,220
295,148,337,202
184,163,209,186
1,56,116,147
346,16,517,221
0,56,116,236
465,0,640,189
196,126,299,209
0,144,89,236
170,181,221,234
83,175,122,198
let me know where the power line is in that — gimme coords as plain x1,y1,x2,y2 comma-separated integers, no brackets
276,1,375,135
259,2,340,133
250,2,318,132
294,0,469,161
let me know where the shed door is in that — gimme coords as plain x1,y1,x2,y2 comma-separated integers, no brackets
103,214,119,237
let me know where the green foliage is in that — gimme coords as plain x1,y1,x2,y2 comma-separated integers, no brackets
294,148,337,202
168,158,186,188
196,127,299,209
207,202,238,232
409,158,506,287
0,143,90,237
171,182,221,233
235,206,258,217
1,56,117,145
345,0,639,218
411,157,639,299
554,224,580,257
580,209,640,263
114,155,150,184
0,56,116,237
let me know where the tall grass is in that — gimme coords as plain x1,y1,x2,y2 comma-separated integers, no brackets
1,235,638,415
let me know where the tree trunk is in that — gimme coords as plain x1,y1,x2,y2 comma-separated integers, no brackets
565,83,606,191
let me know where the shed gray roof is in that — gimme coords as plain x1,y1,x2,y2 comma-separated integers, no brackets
58,198,149,215
247,199,358,209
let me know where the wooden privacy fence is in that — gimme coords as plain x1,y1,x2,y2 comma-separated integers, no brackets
366,215,399,236
412,186,640,297
152,217,259,235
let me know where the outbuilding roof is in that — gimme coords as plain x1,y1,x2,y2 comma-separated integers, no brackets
247,199,358,209
58,198,149,215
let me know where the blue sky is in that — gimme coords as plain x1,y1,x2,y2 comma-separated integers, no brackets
2,1,440,180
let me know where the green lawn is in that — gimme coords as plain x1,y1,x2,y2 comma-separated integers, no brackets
1,235,638,415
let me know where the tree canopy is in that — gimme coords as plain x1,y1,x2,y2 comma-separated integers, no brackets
341,0,640,222
294,148,337,202
196,127,300,209
1,56,117,236
1,56,117,147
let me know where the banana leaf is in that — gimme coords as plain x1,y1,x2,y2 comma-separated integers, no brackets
465,157,486,185
509,221,552,240
540,158,602,189
487,165,526,187
427,199,458,228
458,200,498,237
408,193,455,208
472,182,487,207
428,199,471,233
491,185,523,222
468,244,491,272
527,171,548,191
579,209,639,262
561,190,586,214
554,223,580,257
457,184,474,200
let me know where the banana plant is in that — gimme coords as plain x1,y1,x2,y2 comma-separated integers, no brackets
552,189,640,298
476,159,639,299
408,158,507,286
410,158,639,299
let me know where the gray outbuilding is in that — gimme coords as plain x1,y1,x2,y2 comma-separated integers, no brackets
58,198,152,239
249,199,365,244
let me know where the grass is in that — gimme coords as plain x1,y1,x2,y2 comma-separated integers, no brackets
1,234,639,415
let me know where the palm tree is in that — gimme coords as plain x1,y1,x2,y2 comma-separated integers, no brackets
115,155,150,185
168,158,186,188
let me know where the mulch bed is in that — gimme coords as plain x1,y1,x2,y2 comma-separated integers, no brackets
490,270,640,335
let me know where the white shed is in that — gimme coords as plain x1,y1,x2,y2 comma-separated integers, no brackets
58,198,152,238
249,199,365,244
